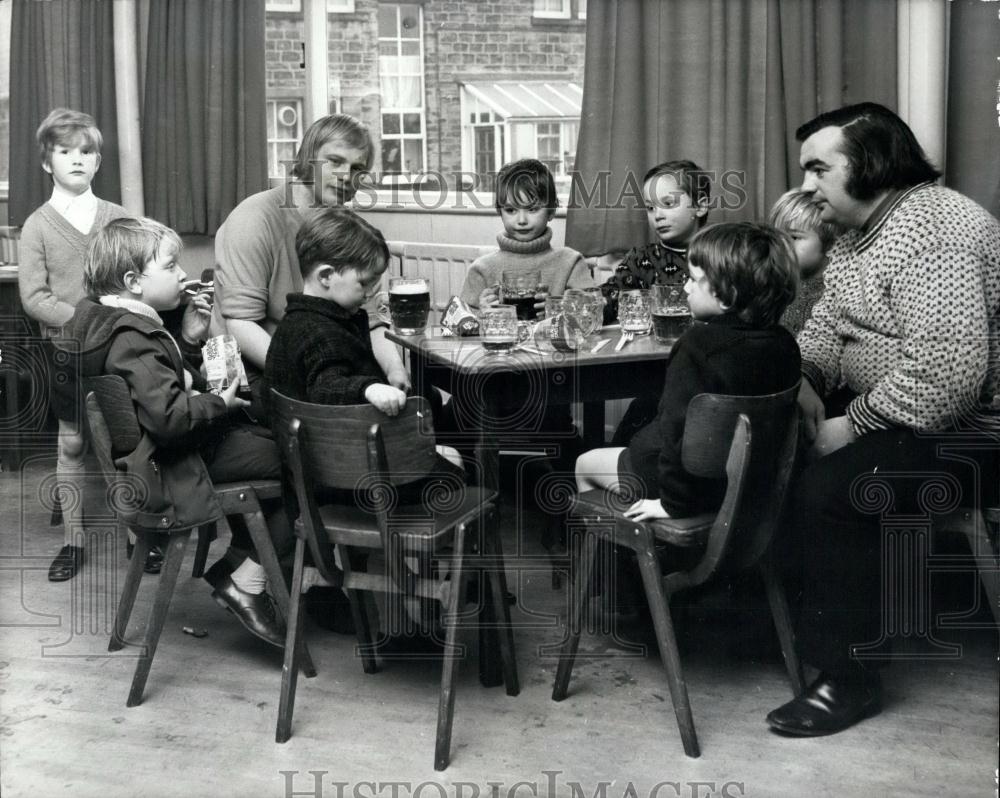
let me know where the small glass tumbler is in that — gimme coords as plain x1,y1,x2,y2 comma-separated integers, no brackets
618,289,653,335
479,304,520,355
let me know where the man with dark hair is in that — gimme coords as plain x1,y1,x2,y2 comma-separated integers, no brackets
766,102,1000,736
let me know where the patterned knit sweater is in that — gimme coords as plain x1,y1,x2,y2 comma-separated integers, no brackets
460,228,594,307
798,183,1000,435
18,199,129,336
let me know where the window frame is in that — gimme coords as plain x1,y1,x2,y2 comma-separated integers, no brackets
265,97,305,180
265,0,355,12
377,3,427,185
532,0,572,21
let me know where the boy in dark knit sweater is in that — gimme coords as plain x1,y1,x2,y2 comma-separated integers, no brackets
576,222,801,521
263,207,463,640
262,206,462,463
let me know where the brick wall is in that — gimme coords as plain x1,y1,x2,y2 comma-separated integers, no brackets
264,0,587,186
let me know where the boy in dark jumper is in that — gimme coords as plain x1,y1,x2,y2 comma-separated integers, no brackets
578,222,800,519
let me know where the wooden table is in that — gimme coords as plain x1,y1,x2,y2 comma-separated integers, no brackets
387,325,677,684
388,326,678,486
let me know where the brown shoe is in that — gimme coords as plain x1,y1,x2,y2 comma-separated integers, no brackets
211,575,285,648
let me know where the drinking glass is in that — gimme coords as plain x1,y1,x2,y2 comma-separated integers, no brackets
375,276,432,335
500,270,541,321
650,284,691,343
479,305,519,355
618,289,653,335
561,288,604,337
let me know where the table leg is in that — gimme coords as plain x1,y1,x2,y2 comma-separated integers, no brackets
475,396,503,688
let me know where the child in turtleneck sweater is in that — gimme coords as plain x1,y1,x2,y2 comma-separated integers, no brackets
460,158,594,310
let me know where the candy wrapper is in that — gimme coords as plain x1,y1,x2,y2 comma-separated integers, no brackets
202,334,249,393
440,296,480,336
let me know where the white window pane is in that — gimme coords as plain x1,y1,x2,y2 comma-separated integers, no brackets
403,139,423,172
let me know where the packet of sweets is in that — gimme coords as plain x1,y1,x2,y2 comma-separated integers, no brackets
440,296,480,336
202,334,249,395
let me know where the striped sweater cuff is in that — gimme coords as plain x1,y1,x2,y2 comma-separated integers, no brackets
846,393,894,436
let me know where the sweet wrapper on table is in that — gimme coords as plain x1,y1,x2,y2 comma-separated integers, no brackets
440,296,480,336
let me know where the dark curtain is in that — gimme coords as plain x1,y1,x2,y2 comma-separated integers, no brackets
567,0,897,257
8,0,122,227
142,0,268,235
945,0,1000,217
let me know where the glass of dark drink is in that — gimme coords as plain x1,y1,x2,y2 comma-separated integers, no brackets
501,269,541,321
376,276,432,335
479,304,519,355
650,284,691,344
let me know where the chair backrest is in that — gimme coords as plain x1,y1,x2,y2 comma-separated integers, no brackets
270,389,442,591
85,392,119,488
678,383,800,581
84,375,142,458
270,390,439,491
387,240,493,311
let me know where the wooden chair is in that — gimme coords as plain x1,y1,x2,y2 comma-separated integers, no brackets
928,505,1000,629
84,375,316,707
270,390,519,770
551,385,805,758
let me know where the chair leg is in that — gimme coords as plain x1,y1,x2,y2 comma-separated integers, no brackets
552,528,599,701
961,512,1000,628
759,556,805,696
482,509,519,697
126,532,189,708
344,550,379,674
634,542,700,759
110,527,148,652
276,537,307,744
242,501,317,679
191,522,216,578
434,521,469,771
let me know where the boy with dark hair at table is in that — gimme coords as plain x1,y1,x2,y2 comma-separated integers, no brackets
767,188,842,335
461,157,594,312
263,206,464,640
603,159,711,447
65,216,292,648
18,108,130,582
599,159,711,325
576,223,801,619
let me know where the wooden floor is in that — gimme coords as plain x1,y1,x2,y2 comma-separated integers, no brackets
1,455,997,798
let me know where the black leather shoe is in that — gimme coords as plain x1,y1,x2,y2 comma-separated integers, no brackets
212,575,286,648
766,673,882,736
126,541,164,575
48,545,84,582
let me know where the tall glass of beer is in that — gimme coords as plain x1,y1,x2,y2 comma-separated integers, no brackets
650,284,691,344
377,276,432,335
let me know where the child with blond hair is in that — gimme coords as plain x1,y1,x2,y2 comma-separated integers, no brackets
18,108,129,581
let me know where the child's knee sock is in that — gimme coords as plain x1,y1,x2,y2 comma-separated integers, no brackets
56,447,87,546
230,557,267,594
